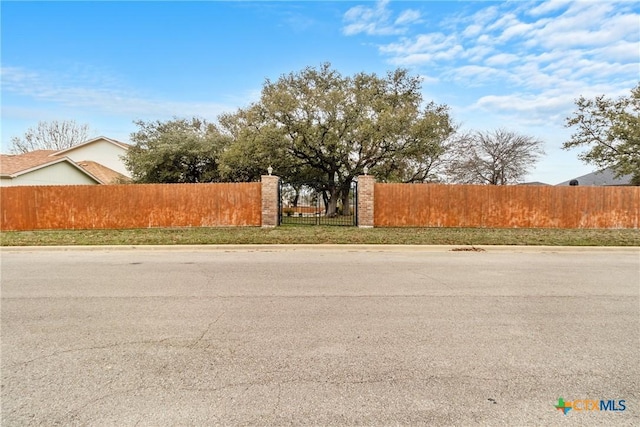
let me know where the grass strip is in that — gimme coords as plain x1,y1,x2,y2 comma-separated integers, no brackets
2,226,639,247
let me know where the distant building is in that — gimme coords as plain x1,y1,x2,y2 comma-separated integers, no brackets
557,168,633,186
519,181,551,186
0,137,130,186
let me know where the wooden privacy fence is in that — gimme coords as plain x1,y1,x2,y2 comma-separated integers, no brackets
374,184,640,228
3,179,638,231
1,183,262,231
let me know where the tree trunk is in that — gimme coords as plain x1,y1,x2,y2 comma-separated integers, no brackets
326,187,339,217
324,171,340,217
340,184,351,216
321,191,329,214
293,187,300,207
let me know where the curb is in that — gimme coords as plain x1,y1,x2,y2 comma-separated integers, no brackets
1,244,638,253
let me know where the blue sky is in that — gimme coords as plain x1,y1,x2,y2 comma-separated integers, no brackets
2,0,639,184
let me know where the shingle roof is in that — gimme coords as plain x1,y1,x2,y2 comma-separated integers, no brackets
557,168,633,186
75,161,128,184
0,150,58,175
0,138,130,184
519,181,551,186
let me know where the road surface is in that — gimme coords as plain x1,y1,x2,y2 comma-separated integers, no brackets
1,246,639,426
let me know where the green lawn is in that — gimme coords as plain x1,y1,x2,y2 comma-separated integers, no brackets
1,226,638,246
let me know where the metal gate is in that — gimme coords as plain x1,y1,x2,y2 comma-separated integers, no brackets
279,181,357,226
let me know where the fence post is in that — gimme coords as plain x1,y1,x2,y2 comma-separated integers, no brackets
261,175,280,227
357,175,375,228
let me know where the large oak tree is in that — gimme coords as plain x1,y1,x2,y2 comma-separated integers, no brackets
219,63,453,216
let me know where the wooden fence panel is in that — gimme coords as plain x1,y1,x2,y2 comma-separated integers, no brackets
1,183,262,231
374,184,640,229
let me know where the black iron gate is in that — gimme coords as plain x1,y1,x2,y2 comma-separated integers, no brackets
279,181,357,226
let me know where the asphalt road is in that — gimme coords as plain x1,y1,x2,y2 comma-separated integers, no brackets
1,246,639,426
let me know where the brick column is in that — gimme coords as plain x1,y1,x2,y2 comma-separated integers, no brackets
357,175,375,228
261,175,280,227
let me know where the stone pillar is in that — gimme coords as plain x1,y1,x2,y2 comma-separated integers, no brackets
261,175,280,227
357,175,375,228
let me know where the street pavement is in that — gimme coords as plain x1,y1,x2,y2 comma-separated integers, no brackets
1,246,639,426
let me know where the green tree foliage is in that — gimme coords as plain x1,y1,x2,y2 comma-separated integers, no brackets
446,129,545,185
124,117,231,183
218,105,306,183
10,120,91,154
564,84,640,185
219,63,453,216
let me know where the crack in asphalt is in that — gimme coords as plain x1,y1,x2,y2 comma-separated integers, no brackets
4,371,623,425
188,311,225,349
7,311,228,371
5,339,171,370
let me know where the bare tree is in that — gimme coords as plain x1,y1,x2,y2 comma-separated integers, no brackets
446,129,545,185
9,120,92,154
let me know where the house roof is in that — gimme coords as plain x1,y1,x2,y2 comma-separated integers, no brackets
0,138,130,184
0,153,102,183
75,161,127,184
519,181,551,186
1,150,58,176
557,168,633,186
52,136,130,156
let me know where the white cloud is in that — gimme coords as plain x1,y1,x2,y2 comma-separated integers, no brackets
529,2,637,49
1,66,235,121
590,40,640,63
446,65,514,87
343,0,396,36
527,0,572,17
458,4,501,31
496,21,534,43
362,1,638,96
379,33,464,66
462,24,483,38
343,0,639,183
484,53,519,67
395,9,421,26
389,47,465,66
473,92,574,127
463,43,495,63
419,74,439,85
342,0,421,36
485,12,519,33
